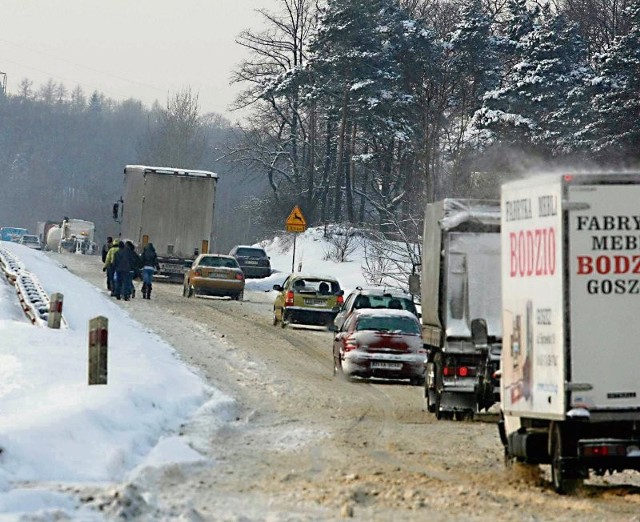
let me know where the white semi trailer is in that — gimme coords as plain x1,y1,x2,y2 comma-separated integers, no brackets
116,165,218,282
499,172,640,493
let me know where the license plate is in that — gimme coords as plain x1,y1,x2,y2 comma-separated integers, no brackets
304,298,327,306
245,260,258,265
162,265,184,274
371,361,402,370
209,271,229,279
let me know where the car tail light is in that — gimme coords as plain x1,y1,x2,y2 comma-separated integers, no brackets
285,290,295,306
235,273,244,280
194,269,202,277
337,295,344,305
457,366,469,377
344,336,358,351
443,366,455,377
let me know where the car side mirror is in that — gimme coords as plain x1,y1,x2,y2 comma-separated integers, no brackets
273,284,283,292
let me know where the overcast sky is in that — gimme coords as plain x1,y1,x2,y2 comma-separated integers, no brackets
0,0,277,121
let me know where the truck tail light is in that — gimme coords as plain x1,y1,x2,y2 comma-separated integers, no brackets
582,444,626,457
337,295,344,305
285,290,295,306
443,366,476,377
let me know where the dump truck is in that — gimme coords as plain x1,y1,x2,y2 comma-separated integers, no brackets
116,165,218,282
421,199,502,420
499,172,640,493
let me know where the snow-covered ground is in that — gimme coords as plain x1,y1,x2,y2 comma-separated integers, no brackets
0,227,389,519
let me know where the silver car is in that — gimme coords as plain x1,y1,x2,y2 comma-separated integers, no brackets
18,234,42,250
333,287,419,331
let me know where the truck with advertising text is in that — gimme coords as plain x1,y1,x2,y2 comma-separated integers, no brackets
115,165,218,282
421,199,502,420
499,172,640,493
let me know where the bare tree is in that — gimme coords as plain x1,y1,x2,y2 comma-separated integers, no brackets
137,87,205,168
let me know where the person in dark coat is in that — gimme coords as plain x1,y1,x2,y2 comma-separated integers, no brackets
140,243,160,299
101,237,113,291
125,241,142,299
113,240,137,300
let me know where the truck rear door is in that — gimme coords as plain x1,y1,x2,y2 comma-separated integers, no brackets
567,181,640,410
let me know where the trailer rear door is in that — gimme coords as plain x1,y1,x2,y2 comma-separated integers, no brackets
568,182,640,410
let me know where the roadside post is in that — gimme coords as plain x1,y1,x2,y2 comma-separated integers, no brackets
285,205,307,273
88,316,108,385
47,292,64,329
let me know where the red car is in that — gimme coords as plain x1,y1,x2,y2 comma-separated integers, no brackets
332,309,426,385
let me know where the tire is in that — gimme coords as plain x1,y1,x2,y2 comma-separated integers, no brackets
411,375,426,387
234,291,244,301
333,352,343,376
280,310,288,328
425,386,436,413
182,284,188,297
551,423,582,494
435,390,444,420
272,308,279,326
187,284,195,298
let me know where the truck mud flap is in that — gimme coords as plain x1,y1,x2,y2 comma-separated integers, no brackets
439,391,476,412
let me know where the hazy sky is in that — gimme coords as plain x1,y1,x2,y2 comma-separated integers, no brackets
0,0,277,120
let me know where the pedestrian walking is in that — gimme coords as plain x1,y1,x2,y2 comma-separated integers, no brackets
103,240,120,296
112,241,137,301
125,241,142,299
101,236,113,291
139,243,160,299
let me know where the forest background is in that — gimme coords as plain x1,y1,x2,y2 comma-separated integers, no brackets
0,0,638,254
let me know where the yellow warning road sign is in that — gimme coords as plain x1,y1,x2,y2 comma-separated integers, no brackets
285,205,307,232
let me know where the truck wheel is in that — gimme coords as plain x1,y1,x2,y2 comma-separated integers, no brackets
551,423,582,494
281,310,288,328
435,390,446,420
424,386,436,413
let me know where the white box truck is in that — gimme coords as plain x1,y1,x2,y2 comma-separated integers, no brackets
421,199,502,420
116,165,218,282
500,172,640,493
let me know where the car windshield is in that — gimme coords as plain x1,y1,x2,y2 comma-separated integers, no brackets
235,248,266,257
198,257,238,268
355,294,416,313
356,316,420,335
292,278,340,294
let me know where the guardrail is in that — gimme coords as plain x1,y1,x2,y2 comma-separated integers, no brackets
0,247,67,327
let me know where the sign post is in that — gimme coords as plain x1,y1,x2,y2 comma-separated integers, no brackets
285,206,307,273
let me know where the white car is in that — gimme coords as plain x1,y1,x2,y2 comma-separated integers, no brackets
18,234,42,250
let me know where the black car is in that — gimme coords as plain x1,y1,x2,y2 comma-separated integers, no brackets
229,245,271,278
